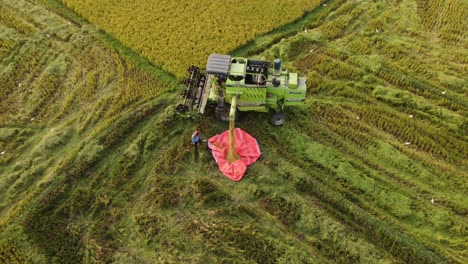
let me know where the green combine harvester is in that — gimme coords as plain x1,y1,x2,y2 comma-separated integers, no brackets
176,54,307,125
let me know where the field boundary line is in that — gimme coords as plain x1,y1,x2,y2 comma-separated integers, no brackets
37,0,179,87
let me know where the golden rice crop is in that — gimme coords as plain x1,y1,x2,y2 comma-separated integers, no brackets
416,0,468,43
61,0,321,78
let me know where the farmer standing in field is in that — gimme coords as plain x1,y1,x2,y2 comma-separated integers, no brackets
192,130,207,147
192,130,202,147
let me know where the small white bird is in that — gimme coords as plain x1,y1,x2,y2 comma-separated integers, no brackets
309,49,314,53
18,83,22,87
30,117,35,121
409,114,414,118
0,151,5,155
441,91,446,95
431,198,435,204
404,142,411,145
322,4,327,7
356,116,360,120
375,29,379,33
304,28,308,33
46,33,50,38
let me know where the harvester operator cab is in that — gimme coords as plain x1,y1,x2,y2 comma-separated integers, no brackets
226,57,269,87
226,58,246,86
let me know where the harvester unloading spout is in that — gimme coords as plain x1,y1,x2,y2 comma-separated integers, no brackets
208,89,261,181
226,93,240,163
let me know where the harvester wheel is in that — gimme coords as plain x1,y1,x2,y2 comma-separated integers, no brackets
271,112,286,126
215,106,228,122
215,104,239,122
176,104,189,113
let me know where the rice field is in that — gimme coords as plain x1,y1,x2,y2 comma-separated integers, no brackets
0,0,467,263
60,0,322,78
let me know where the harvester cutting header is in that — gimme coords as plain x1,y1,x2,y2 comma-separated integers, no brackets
177,54,307,125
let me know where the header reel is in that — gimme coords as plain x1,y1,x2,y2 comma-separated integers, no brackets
176,65,208,114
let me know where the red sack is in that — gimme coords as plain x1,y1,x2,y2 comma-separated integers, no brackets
208,128,261,181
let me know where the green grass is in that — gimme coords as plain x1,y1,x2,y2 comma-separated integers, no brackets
0,0,467,263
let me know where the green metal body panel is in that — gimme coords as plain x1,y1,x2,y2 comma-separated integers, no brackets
209,56,306,112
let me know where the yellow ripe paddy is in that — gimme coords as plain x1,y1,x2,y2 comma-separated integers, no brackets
61,0,321,77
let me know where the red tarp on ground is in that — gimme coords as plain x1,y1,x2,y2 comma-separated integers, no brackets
208,128,261,181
